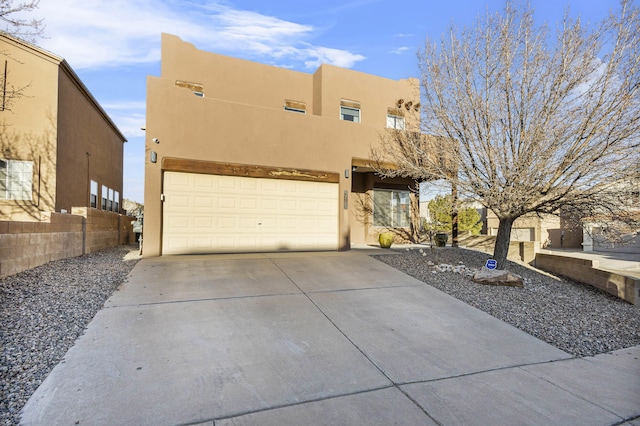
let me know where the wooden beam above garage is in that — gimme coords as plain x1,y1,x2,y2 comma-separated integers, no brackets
162,157,340,183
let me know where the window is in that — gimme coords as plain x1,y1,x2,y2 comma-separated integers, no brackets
386,114,405,130
340,99,360,122
386,107,405,129
90,180,98,208
113,190,120,212
284,100,306,114
107,188,114,211
373,189,411,228
101,185,108,210
0,159,33,200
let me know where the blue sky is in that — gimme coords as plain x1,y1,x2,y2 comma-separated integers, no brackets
27,0,622,203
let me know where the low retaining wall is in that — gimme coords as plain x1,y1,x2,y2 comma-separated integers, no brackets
535,253,639,306
71,208,136,253
0,209,135,279
0,213,83,277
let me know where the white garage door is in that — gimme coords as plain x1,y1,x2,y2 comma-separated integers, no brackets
162,172,339,255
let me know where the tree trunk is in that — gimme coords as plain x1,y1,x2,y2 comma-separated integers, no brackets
493,217,514,269
451,181,459,247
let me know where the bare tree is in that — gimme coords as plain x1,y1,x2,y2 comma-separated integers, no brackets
372,0,640,269
0,0,43,40
1,0,43,113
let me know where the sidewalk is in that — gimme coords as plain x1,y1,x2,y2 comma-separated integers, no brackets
20,251,640,425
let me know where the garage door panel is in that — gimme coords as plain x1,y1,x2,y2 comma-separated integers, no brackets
219,176,239,189
260,198,278,210
194,174,214,188
167,194,191,209
163,172,338,254
216,217,236,229
193,216,214,229
166,215,191,228
239,178,258,190
194,196,214,208
167,172,191,186
240,198,258,210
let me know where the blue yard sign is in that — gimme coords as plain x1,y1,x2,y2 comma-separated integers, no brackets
485,259,498,270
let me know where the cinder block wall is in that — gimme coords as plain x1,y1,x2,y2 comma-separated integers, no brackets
0,213,83,278
71,208,135,254
119,215,136,245
535,253,639,306
72,207,116,253
0,208,135,279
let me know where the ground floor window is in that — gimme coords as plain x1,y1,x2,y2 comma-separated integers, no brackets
0,159,33,200
90,180,98,208
373,189,411,227
101,185,106,209
113,190,119,212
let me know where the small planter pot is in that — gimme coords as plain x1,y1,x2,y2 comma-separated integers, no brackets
378,232,394,248
434,232,448,247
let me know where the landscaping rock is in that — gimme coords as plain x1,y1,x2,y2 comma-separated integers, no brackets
472,268,524,287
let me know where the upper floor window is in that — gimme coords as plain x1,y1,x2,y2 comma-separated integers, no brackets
340,99,360,123
386,107,405,130
386,114,405,130
284,100,306,114
0,159,33,200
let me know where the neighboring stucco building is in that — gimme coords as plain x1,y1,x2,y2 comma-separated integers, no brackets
144,34,421,256
486,211,585,250
0,33,126,222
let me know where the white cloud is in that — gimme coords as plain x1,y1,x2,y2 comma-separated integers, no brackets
101,100,146,138
303,46,367,69
36,0,366,70
390,46,411,55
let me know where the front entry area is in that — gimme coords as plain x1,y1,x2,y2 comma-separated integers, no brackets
162,171,339,255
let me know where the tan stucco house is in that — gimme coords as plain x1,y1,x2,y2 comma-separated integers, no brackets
0,33,126,222
144,34,421,256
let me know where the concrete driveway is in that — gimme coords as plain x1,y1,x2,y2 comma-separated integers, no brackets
21,251,640,425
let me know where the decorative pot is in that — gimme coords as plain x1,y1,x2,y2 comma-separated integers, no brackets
378,232,394,248
435,232,448,247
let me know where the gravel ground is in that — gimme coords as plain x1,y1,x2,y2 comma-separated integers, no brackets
373,247,640,358
0,245,140,426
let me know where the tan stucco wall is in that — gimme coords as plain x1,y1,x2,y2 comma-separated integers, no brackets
144,34,419,256
0,34,125,221
0,35,60,220
56,69,124,213
487,211,561,246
